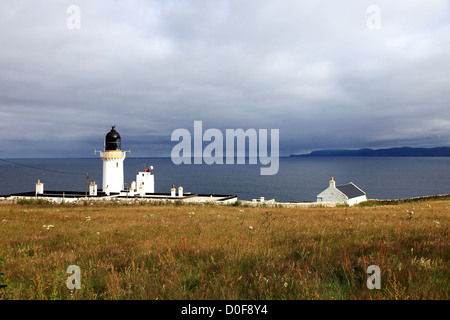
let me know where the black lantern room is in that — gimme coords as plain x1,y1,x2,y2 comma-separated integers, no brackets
104,126,122,151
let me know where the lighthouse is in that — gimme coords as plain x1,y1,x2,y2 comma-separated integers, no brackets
100,126,126,194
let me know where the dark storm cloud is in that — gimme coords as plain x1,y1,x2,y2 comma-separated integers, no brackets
0,0,449,157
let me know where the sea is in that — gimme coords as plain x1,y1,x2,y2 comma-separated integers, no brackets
0,157,449,202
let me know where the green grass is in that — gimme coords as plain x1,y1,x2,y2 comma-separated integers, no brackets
0,199,448,300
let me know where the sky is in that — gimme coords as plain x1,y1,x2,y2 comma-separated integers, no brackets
0,0,449,158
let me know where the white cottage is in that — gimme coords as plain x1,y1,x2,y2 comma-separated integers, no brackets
316,177,367,206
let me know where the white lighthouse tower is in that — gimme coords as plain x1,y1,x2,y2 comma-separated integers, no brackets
100,126,126,194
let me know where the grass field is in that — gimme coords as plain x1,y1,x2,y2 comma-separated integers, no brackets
0,198,448,300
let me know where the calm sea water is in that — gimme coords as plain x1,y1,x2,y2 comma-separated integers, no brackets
0,157,449,202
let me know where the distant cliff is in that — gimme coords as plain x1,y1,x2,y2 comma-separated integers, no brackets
290,147,450,157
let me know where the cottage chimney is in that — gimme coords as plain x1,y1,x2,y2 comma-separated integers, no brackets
178,186,183,197
329,177,336,188
171,184,176,197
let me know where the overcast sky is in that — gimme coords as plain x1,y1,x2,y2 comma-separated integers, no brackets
0,0,449,158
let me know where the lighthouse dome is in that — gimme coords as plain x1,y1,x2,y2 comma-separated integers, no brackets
104,126,122,151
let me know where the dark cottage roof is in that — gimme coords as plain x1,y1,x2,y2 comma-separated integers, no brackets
336,183,365,199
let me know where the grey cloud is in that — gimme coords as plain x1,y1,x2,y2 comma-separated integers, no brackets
0,0,449,157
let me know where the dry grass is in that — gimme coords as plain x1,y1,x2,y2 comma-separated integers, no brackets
0,199,448,300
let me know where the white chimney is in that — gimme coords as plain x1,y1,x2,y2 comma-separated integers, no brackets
89,181,97,196
35,180,44,195
127,181,135,197
171,184,176,197
139,183,145,197
178,186,183,197
329,177,336,188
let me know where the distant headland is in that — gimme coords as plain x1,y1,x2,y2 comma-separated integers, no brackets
290,147,450,157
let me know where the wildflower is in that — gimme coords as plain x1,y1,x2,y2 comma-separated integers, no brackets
406,210,414,220
284,282,288,288
96,232,100,235
249,226,254,230
85,216,91,222
239,210,244,213
188,212,195,217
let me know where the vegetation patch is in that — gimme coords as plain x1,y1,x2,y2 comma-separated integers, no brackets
0,199,448,300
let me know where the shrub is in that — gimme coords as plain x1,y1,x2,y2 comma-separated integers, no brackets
232,200,242,207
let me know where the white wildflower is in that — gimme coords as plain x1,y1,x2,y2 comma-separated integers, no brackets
249,226,254,230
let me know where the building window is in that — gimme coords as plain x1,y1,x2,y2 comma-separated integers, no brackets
116,162,118,168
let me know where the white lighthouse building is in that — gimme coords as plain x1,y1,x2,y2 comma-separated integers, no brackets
100,126,126,194
136,166,155,194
